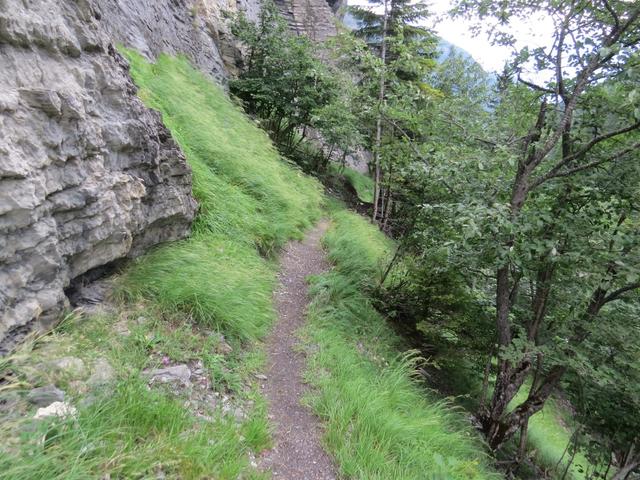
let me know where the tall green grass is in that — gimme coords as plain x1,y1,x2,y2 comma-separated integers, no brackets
119,51,323,340
0,378,259,480
303,201,499,479
329,163,375,203
0,52,321,479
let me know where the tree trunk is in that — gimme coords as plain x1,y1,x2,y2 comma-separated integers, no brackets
483,364,565,450
372,0,388,223
479,351,493,408
517,419,529,464
382,195,393,232
611,444,639,480
560,428,581,480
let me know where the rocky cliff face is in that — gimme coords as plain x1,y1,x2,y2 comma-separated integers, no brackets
275,0,337,41
95,0,255,81
0,0,336,351
0,0,237,351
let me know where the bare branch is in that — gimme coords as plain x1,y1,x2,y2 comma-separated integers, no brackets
601,0,620,30
604,282,640,304
518,76,554,95
381,116,434,164
532,7,640,169
531,140,640,188
439,113,497,148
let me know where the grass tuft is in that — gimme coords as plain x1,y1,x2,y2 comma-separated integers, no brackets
0,376,257,480
329,164,375,204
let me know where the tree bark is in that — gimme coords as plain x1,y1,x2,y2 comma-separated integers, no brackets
382,195,393,232
479,351,494,408
372,0,388,223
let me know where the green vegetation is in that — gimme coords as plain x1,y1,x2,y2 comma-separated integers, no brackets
0,51,322,479
302,201,498,479
0,309,271,479
329,164,375,204
524,398,589,480
4,0,639,474
119,51,322,340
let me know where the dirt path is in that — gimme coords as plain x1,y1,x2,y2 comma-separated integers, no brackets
258,219,337,480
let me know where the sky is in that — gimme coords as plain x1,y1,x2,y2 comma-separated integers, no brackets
348,0,556,75
428,0,556,74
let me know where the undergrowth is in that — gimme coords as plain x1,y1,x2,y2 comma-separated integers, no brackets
328,163,374,204
302,200,499,480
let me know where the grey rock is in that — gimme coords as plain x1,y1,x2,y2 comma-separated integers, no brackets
49,357,87,377
88,357,115,386
254,373,268,380
275,0,337,42
233,407,246,421
34,401,77,419
27,385,65,407
0,0,204,351
0,390,23,415
147,364,191,384
215,334,233,355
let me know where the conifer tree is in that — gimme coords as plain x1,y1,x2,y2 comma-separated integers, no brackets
348,0,436,225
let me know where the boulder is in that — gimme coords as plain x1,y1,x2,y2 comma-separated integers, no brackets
147,364,191,385
88,357,115,386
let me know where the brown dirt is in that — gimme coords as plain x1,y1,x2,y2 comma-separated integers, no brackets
258,219,337,480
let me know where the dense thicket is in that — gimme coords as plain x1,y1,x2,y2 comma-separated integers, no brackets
391,1,640,476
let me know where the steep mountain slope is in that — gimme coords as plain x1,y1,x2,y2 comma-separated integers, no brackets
1,50,501,479
0,52,322,479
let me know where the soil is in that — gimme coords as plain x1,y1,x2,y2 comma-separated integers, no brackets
258,220,337,479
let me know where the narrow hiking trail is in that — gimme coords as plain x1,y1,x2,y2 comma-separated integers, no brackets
258,219,337,480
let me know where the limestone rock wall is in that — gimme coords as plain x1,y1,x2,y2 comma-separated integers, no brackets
275,0,337,42
96,0,235,82
0,0,255,351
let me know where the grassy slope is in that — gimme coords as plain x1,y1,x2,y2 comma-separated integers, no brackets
512,389,590,479
302,201,499,480
120,52,323,341
328,163,375,203
0,52,321,479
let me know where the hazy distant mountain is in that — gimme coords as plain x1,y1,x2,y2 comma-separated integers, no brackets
340,12,486,73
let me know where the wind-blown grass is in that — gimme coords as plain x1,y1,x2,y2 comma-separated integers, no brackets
0,377,257,480
0,52,321,479
118,51,323,340
303,201,499,480
329,163,375,203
